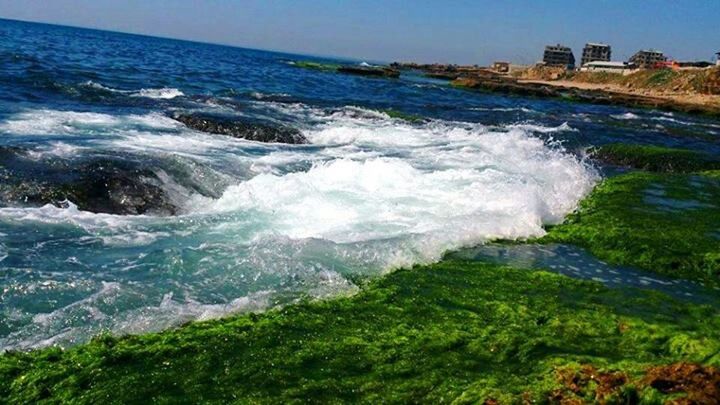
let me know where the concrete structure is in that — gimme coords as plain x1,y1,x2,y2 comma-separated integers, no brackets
543,44,575,69
580,61,635,75
581,43,611,66
628,49,667,69
492,61,510,73
716,52,720,66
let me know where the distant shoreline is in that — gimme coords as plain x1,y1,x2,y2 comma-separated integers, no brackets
519,78,720,116
392,62,720,116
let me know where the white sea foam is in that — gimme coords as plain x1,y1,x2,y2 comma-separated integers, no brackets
82,81,184,99
131,88,185,99
471,106,536,113
611,112,640,120
0,109,180,136
0,102,600,349
506,122,577,133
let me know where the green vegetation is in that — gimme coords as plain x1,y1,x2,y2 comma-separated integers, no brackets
290,60,340,72
542,171,720,285
2,260,719,403
594,143,720,172
381,109,425,123
645,69,678,88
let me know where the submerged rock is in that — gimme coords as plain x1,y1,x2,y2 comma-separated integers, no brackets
0,147,221,215
173,113,307,144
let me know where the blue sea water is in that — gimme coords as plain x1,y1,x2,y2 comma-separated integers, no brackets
0,19,718,349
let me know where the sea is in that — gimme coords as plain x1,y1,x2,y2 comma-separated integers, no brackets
1,19,718,350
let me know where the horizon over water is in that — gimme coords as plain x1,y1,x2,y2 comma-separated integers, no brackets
0,17,389,66
1,19,719,350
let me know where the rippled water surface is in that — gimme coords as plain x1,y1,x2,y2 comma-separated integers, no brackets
1,19,719,349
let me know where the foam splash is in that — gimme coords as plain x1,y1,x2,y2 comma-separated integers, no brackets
0,103,599,350
611,112,640,120
82,81,184,99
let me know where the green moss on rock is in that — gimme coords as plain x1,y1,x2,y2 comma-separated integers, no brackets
290,60,340,72
593,143,720,172
542,171,720,284
381,109,425,123
1,261,718,403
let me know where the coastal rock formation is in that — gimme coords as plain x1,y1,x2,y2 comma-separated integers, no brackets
337,65,400,78
451,76,719,116
173,113,307,144
0,147,216,215
291,60,401,79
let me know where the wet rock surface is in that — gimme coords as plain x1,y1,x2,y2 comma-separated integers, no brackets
173,113,307,144
337,66,401,78
0,147,220,215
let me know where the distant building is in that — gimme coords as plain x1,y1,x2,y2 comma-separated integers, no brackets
581,43,611,66
628,49,667,69
716,52,720,66
543,44,575,69
492,61,510,73
580,61,634,74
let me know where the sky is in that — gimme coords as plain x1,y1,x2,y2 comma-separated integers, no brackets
1,0,718,65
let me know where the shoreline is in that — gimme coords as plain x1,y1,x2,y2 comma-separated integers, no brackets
451,75,720,116
521,78,720,115
390,62,720,117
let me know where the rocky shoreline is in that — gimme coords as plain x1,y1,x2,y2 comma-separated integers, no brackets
391,62,720,116
452,75,720,116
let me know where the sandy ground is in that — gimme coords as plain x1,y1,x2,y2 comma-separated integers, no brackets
519,79,720,111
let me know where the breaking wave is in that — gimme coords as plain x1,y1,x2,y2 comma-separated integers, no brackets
82,81,185,99
0,103,599,349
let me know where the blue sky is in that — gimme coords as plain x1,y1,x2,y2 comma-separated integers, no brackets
1,0,718,64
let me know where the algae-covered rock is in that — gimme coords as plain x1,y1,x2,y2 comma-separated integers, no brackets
173,113,308,144
337,65,400,78
289,60,341,72
593,143,720,172
1,260,718,403
542,170,720,284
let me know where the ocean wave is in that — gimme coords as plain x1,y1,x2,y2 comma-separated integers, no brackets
611,112,640,120
0,109,181,136
0,101,599,349
505,122,577,133
81,81,184,99
470,106,536,113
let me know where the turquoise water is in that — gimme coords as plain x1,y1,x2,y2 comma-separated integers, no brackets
0,19,718,349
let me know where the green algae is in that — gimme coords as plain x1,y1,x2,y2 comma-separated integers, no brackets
1,260,718,403
593,143,720,172
290,60,340,72
542,170,720,285
381,109,425,123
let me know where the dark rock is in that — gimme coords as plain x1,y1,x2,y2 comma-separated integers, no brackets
0,147,218,215
173,113,307,144
337,66,401,78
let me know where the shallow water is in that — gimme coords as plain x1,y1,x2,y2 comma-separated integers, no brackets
0,19,718,350
451,243,720,306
